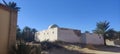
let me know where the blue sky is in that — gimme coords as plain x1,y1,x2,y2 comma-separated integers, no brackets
1,0,120,32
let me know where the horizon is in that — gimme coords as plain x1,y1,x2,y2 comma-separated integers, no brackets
1,0,120,32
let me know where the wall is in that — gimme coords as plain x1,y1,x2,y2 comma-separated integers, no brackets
0,4,17,54
0,8,10,54
58,28,80,43
85,33,104,45
8,9,17,51
35,27,104,45
35,28,58,42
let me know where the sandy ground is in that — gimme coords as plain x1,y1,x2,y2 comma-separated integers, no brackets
42,40,120,54
61,44,120,54
41,44,120,54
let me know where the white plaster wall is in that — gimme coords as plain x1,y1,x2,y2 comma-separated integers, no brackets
35,28,58,42
58,29,80,43
85,33,104,45
35,28,104,45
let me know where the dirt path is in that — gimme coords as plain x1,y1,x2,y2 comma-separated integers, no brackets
61,44,120,54
41,42,120,54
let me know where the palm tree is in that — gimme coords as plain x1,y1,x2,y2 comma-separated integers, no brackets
117,31,120,40
22,26,32,42
2,0,20,11
93,21,110,46
31,28,37,34
31,28,37,41
16,25,22,40
22,27,38,42
85,31,90,33
106,28,117,40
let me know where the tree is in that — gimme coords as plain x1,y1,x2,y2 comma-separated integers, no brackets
106,28,117,40
15,26,39,54
116,31,120,40
31,28,37,34
2,0,20,11
22,26,32,42
85,31,90,33
17,26,38,42
16,25,22,40
11,41,36,54
93,21,110,46
31,28,37,41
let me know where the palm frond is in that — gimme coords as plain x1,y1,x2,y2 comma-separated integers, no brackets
2,0,8,6
2,0,20,11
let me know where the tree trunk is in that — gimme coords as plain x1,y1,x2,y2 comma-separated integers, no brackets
103,36,107,46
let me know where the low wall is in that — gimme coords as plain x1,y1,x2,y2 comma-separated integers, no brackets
86,33,104,45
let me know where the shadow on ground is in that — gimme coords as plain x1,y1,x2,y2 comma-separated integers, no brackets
41,41,93,54
86,45,120,53
87,40,120,53
41,41,120,54
58,42,120,53
48,48,91,54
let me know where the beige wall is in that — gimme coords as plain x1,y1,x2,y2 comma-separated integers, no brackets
0,4,17,54
0,8,10,54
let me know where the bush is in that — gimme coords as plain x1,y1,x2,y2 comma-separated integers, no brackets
11,40,41,54
114,40,120,45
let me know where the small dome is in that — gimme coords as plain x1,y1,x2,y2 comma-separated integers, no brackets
48,24,59,29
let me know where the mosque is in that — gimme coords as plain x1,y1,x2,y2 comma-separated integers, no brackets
35,24,104,45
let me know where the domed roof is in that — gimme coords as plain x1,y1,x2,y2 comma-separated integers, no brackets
48,24,59,29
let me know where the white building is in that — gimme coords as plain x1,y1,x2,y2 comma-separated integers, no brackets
35,24,104,45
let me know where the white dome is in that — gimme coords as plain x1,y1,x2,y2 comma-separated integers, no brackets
48,24,59,29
